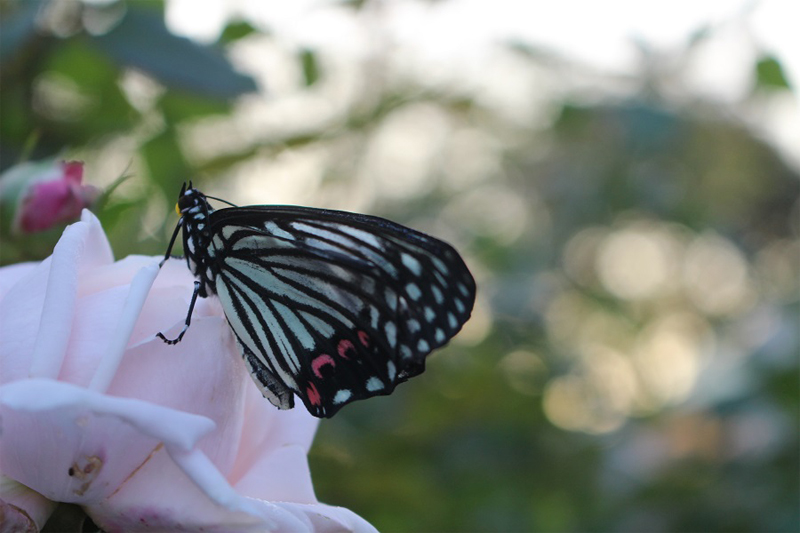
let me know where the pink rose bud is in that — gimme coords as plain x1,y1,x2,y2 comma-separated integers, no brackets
15,160,99,233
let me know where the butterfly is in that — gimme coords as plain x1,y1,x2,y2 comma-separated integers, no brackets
157,183,476,418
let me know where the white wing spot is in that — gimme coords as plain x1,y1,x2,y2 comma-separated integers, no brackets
366,377,383,392
385,288,398,309
424,306,436,322
385,322,397,348
401,253,422,276
454,298,465,314
435,328,446,343
432,285,444,304
406,282,422,301
448,312,458,329
400,345,413,359
387,361,397,381
457,282,470,297
370,307,380,329
431,256,449,274
333,389,352,405
407,319,421,333
417,339,430,352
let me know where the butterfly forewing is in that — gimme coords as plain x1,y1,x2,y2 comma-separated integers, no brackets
203,205,474,417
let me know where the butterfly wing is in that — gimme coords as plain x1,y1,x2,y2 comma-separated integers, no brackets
208,205,476,418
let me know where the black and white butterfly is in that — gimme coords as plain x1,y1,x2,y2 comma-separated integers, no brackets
157,183,476,418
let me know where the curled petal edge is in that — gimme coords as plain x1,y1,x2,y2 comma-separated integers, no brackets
0,379,215,453
0,475,57,532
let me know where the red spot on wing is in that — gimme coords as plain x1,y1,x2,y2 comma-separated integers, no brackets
337,339,355,359
358,330,370,347
307,382,321,406
311,354,335,378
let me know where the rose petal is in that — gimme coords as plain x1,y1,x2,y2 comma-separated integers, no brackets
57,285,129,387
88,259,161,393
233,444,316,503
88,445,308,533
0,379,215,504
0,258,54,384
239,381,320,455
108,316,248,475
271,502,379,533
28,211,113,379
0,262,38,300
228,385,320,495
62,161,84,184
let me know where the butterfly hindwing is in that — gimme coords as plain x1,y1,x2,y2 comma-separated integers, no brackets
207,205,475,418
239,340,294,410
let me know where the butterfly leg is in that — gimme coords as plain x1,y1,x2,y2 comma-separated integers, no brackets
160,220,184,267
156,280,201,345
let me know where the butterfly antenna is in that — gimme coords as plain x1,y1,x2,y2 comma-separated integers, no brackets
205,195,239,208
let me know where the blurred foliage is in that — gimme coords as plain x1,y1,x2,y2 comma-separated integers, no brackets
1,1,798,532
755,56,791,91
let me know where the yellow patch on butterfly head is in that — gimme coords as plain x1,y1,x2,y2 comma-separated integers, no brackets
175,203,181,215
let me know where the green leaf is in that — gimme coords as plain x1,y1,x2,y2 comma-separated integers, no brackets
92,163,135,212
300,48,320,87
0,86,37,152
196,147,258,175
218,20,259,45
90,6,258,99
141,128,191,200
41,39,139,141
159,89,232,123
755,56,790,90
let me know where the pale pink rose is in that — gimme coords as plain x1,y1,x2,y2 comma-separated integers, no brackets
0,210,376,532
11,160,99,233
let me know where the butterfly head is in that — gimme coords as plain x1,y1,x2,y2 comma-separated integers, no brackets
176,182,210,217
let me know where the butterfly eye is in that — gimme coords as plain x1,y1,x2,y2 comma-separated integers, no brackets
177,191,196,213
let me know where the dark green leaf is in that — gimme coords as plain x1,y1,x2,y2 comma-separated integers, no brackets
300,48,320,87
40,39,139,140
142,128,190,199
218,20,259,45
755,56,790,90
196,147,258,175
90,6,257,99
0,85,37,153
159,89,232,123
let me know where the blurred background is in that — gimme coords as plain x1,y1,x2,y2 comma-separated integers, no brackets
1,0,798,531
